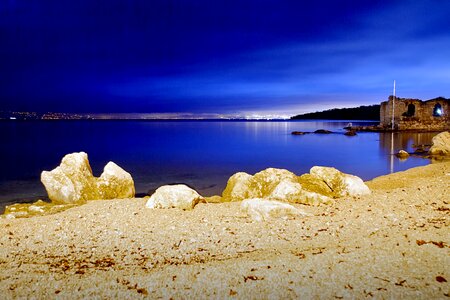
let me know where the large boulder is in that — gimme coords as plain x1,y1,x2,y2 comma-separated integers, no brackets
309,166,370,197
97,162,135,199
241,198,309,222
41,152,135,204
146,184,204,210
268,179,333,205
429,131,450,155
269,179,303,202
41,152,98,204
221,172,254,202
297,174,334,197
250,168,298,197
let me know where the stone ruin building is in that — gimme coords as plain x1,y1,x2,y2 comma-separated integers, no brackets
380,96,450,130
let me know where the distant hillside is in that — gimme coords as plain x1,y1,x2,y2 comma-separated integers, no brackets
291,105,380,120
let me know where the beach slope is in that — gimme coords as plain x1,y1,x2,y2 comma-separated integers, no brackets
1,163,449,299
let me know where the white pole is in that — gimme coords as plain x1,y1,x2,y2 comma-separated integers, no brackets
390,80,396,173
391,80,396,130
390,132,394,173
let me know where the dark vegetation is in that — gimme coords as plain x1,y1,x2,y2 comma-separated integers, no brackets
291,105,380,120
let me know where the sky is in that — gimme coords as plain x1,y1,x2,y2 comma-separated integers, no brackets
1,0,450,117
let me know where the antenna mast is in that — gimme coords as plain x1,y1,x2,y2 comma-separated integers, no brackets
391,80,396,130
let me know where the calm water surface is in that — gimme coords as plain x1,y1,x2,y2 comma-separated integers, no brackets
0,120,437,208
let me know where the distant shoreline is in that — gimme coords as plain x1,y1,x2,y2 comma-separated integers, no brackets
1,106,381,121
0,118,380,122
291,104,380,121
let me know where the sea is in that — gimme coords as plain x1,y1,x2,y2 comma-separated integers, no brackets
0,120,438,211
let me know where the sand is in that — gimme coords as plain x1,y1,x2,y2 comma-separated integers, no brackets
1,162,449,299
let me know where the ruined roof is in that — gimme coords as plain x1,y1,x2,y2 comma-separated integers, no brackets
384,96,450,104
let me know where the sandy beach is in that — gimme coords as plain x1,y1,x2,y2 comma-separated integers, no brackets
1,162,449,299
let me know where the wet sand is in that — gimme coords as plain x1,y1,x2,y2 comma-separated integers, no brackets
1,162,449,299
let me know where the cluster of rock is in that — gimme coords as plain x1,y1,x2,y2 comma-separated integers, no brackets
3,152,135,218
4,151,374,221
146,166,370,221
221,167,370,204
396,131,450,160
291,129,357,136
41,152,135,204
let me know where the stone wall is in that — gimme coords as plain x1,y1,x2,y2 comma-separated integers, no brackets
380,96,450,130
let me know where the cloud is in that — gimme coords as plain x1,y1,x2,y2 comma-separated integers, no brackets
108,21,450,114
2,0,449,114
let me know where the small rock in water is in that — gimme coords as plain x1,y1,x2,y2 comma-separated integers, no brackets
291,131,306,135
344,131,357,136
396,150,410,159
241,198,309,222
145,184,204,210
314,129,332,134
413,147,427,154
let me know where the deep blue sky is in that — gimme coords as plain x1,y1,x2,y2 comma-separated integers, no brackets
1,0,450,116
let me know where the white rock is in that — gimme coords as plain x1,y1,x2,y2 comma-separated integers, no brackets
241,198,309,222
222,172,253,201
41,152,135,204
269,179,333,205
396,150,409,158
251,168,298,197
300,190,334,205
97,162,135,199
342,174,371,196
28,205,44,213
146,184,204,210
41,152,97,204
310,166,370,197
269,179,303,201
429,131,450,155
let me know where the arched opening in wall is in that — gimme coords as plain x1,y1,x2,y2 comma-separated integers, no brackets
433,103,443,117
403,103,415,117
407,104,415,116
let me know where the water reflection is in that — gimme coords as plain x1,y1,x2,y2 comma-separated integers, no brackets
378,131,438,174
379,131,437,154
